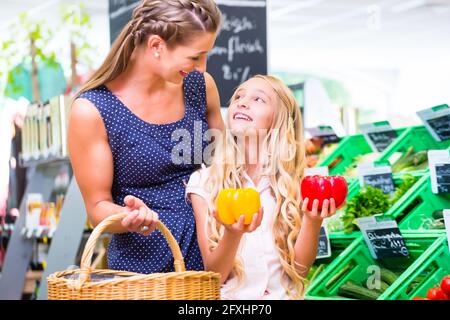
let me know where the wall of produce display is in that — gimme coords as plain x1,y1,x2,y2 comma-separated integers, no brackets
305,137,340,168
385,175,450,231
304,123,450,300
305,232,448,300
316,125,450,177
21,95,71,163
325,174,420,235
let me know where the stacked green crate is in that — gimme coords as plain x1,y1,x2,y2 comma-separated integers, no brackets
304,232,445,300
385,174,450,231
319,126,449,178
318,128,407,177
376,126,450,176
325,173,424,238
305,232,360,290
381,235,450,300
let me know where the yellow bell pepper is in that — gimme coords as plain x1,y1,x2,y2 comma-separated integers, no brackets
216,188,261,225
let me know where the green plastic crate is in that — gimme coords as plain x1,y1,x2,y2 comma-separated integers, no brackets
326,174,423,238
318,134,373,176
376,125,450,175
319,128,407,176
380,235,450,300
304,232,443,300
305,233,360,289
385,174,450,231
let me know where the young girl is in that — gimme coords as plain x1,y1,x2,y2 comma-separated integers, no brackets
186,75,337,300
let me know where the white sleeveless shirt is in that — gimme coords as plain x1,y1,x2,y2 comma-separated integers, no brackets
186,167,291,300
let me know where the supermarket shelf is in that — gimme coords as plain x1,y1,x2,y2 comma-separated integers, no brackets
19,155,69,168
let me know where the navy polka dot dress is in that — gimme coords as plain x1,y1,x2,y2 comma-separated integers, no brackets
78,71,208,273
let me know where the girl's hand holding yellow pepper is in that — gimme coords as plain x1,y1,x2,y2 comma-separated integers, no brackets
215,188,264,235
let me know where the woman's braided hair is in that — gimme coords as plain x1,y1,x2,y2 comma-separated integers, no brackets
75,0,221,97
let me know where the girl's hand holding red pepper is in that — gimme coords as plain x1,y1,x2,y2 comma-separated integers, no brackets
300,175,348,221
301,197,336,221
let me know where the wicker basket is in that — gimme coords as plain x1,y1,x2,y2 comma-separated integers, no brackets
47,212,221,300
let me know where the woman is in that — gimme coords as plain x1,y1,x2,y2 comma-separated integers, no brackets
68,0,224,273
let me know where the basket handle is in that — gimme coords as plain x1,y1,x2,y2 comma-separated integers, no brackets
80,212,186,273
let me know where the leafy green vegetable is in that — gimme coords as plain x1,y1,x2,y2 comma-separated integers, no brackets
390,174,418,205
343,186,390,233
342,175,419,233
392,147,428,173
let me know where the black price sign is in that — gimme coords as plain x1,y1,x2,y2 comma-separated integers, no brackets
208,1,267,107
306,126,341,146
436,164,450,193
363,173,395,195
367,130,398,152
429,150,450,194
427,115,450,141
316,226,331,259
361,121,398,152
358,164,395,195
358,216,409,260
417,104,450,142
365,227,409,260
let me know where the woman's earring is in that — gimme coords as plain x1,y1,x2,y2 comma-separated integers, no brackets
154,52,160,58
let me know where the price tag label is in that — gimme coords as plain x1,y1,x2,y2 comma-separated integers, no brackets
429,150,450,194
357,215,409,260
417,104,450,142
358,163,395,195
360,121,398,152
306,125,341,145
444,210,450,253
26,194,43,237
316,225,331,259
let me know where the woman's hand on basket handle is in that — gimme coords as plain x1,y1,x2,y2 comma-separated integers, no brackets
122,195,159,236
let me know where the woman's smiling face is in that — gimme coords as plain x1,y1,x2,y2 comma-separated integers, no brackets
228,77,277,134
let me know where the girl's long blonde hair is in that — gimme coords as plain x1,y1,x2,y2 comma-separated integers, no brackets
202,75,307,299
74,0,221,98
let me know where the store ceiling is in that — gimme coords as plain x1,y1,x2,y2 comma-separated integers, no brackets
1,0,450,70
268,0,450,70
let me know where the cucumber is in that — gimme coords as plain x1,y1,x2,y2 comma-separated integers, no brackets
308,263,327,284
338,280,380,300
380,268,399,286
363,279,390,293
325,262,353,289
373,280,390,293
432,210,444,220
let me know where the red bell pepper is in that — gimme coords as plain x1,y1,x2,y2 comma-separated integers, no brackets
300,175,348,211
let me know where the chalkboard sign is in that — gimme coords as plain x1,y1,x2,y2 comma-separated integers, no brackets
429,150,450,194
417,104,450,142
357,216,409,260
109,0,140,44
366,130,398,152
361,121,398,152
306,126,341,145
316,226,331,259
436,164,450,193
444,210,450,251
365,227,409,259
363,173,395,194
358,164,395,195
208,1,267,107
426,115,450,141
